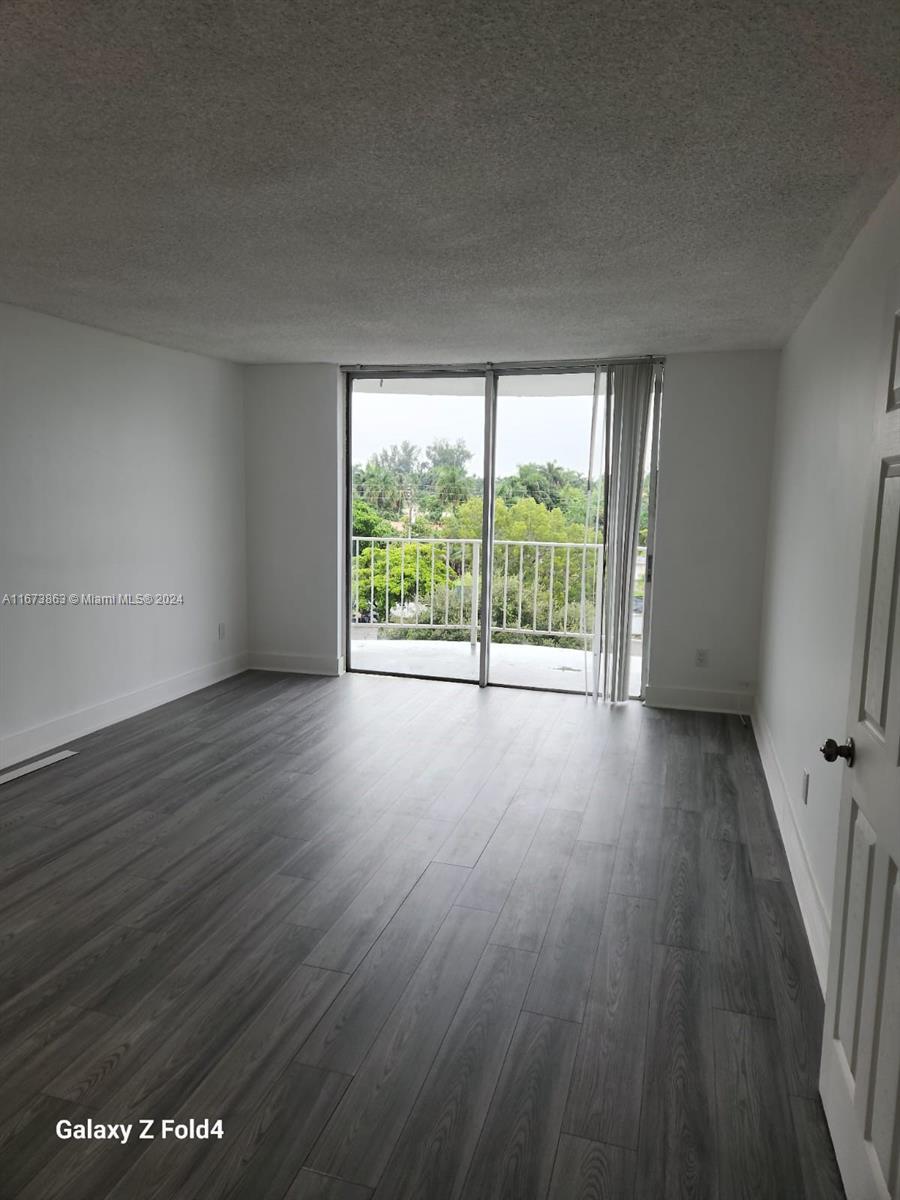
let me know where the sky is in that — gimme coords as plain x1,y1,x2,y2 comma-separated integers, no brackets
351,386,597,477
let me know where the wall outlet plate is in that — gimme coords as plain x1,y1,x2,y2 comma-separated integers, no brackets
218,622,226,640
695,648,709,668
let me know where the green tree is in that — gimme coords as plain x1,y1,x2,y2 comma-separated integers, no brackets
411,515,438,537
442,495,485,539
376,442,421,528
638,471,651,545
354,442,424,528
444,495,593,544
496,461,584,511
356,461,403,517
424,438,472,472
442,495,602,634
558,481,603,530
418,440,474,520
354,541,453,621
433,464,471,512
373,441,421,479
352,498,392,538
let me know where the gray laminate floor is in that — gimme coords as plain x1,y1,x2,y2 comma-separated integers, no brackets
0,671,845,1199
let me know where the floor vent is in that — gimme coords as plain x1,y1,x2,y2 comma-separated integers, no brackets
0,749,77,786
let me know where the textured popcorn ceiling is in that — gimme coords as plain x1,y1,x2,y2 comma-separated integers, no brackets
1,0,899,363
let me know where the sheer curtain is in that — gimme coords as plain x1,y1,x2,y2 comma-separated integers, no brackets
584,361,655,702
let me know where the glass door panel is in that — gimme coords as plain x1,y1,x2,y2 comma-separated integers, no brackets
488,372,604,694
349,375,487,682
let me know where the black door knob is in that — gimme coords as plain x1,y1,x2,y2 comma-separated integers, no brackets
820,737,855,767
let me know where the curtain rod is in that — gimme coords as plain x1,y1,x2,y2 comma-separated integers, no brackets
342,354,664,378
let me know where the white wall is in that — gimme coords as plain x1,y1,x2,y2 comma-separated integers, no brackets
243,364,344,675
0,304,247,768
646,350,780,714
755,176,900,987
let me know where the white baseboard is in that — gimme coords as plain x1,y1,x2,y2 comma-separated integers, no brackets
752,704,831,992
248,651,344,676
0,653,248,770
643,683,753,713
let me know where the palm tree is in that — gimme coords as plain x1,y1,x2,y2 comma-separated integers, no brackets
358,461,402,516
434,464,470,512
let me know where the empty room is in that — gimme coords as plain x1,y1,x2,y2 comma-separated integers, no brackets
1,2,899,1198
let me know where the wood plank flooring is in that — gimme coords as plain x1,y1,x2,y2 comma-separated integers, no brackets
0,671,845,1199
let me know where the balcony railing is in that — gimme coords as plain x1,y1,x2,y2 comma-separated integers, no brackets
350,536,646,642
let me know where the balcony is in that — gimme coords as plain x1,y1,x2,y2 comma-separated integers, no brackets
349,536,646,695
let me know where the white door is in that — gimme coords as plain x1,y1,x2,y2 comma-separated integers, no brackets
820,303,900,1199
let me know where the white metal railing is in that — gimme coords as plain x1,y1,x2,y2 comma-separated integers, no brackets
351,536,646,642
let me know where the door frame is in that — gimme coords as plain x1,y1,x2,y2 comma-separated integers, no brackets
342,366,490,688
343,356,664,694
478,369,498,686
819,294,900,1199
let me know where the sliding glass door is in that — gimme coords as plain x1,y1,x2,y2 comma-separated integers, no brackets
487,372,602,693
348,374,488,682
347,363,659,696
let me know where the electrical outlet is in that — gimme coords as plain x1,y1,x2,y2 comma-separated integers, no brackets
218,622,226,641
801,769,810,805
695,648,709,668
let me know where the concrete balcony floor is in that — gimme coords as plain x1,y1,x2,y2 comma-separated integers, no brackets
349,632,644,697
